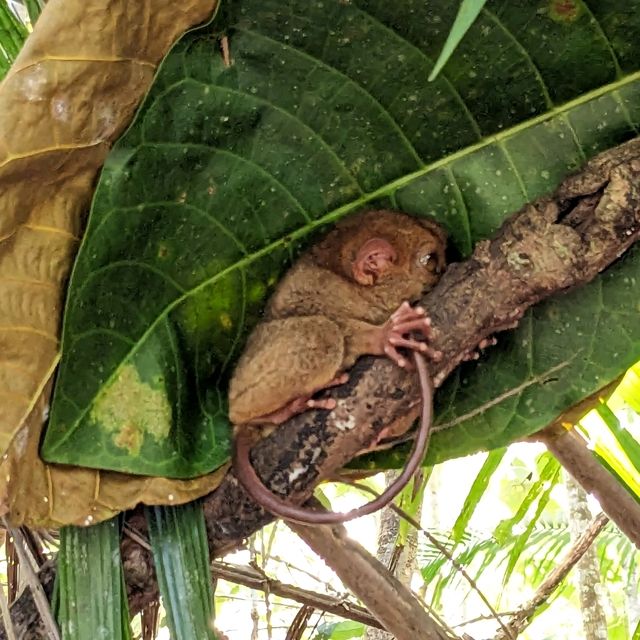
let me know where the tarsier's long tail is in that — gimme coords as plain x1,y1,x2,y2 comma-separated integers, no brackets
232,351,434,524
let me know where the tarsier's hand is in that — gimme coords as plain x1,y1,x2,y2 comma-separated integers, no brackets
382,301,442,369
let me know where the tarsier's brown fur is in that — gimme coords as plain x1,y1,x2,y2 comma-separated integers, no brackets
229,210,447,523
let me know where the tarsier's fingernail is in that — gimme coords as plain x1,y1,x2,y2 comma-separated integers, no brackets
389,337,398,345
420,343,428,351
398,358,406,368
415,306,425,314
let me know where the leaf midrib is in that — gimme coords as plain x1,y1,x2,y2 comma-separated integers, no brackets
53,67,640,449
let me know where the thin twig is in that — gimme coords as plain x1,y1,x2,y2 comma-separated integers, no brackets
123,522,382,630
4,538,17,606
494,512,609,640
213,562,384,630
268,553,343,597
284,604,315,640
123,523,152,551
258,527,275,640
337,478,514,640
2,522,60,640
451,612,519,628
0,580,16,640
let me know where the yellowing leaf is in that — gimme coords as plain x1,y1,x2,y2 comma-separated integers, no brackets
0,0,221,526
0,381,227,529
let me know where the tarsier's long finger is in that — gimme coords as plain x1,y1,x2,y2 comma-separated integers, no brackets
393,317,432,335
384,344,408,369
391,303,426,323
390,301,414,321
388,336,443,361
389,336,427,351
325,373,349,388
478,337,498,350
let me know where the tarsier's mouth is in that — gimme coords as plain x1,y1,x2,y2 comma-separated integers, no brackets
421,278,441,295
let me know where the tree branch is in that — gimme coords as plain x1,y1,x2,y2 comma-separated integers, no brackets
493,512,609,640
202,137,640,555
288,519,453,640
212,562,384,631
536,424,640,546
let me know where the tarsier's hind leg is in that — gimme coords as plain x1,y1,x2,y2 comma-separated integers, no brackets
233,301,440,524
251,373,349,425
228,316,346,425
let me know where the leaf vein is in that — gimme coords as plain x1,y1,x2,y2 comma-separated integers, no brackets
240,26,426,165
73,259,186,304
483,8,554,110
349,7,483,139
148,139,314,223
581,1,624,77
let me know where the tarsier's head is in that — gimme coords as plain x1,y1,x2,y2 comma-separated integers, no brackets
312,210,447,303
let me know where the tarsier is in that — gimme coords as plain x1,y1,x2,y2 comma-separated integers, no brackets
229,210,447,523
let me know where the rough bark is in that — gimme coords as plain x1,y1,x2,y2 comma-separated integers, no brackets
364,471,421,640
565,473,608,640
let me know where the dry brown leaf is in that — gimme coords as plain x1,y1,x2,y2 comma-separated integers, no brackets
0,382,227,528
0,0,222,527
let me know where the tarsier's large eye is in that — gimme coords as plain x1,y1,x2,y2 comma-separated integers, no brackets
418,251,437,271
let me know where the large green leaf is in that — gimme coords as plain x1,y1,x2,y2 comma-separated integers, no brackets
43,0,640,477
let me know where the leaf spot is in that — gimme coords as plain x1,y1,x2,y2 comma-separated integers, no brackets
90,364,171,454
219,312,233,330
547,0,582,23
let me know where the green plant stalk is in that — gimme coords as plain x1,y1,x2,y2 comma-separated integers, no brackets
146,503,217,640
56,518,131,640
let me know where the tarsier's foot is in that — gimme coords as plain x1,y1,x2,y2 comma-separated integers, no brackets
254,373,349,424
383,301,442,369
463,336,498,361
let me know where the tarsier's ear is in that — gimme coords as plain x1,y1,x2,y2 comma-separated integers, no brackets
352,238,397,285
